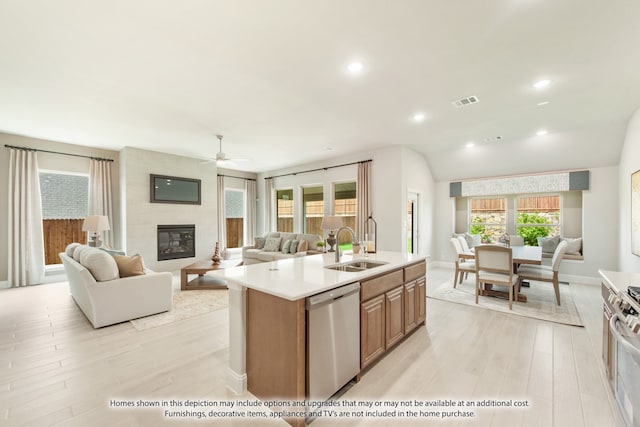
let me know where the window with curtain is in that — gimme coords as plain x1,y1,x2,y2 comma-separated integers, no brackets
334,182,357,246
303,186,323,236
39,171,89,264
225,189,245,248
516,194,561,246
470,197,506,243
276,189,294,232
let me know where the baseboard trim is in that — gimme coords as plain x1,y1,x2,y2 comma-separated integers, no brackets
226,367,247,395
0,281,8,289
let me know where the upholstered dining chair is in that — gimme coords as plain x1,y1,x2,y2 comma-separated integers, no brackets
509,235,525,246
449,238,475,288
457,235,473,253
517,240,569,305
475,245,519,310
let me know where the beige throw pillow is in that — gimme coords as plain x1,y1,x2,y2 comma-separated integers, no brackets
114,255,145,277
81,248,120,281
296,240,308,253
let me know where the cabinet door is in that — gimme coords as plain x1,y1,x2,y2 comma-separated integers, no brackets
361,295,385,368
417,277,426,324
385,286,404,348
404,281,417,334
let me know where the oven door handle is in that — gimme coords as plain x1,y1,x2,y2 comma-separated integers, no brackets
610,313,640,357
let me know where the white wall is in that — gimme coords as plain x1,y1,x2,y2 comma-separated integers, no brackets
432,166,619,280
618,106,640,272
0,133,120,283
400,146,435,258
120,147,218,273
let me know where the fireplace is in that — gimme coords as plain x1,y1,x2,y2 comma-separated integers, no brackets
157,224,195,261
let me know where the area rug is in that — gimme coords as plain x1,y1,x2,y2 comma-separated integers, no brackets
130,289,228,331
427,279,584,327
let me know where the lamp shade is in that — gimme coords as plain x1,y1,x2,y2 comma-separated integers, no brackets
321,216,343,230
82,215,110,232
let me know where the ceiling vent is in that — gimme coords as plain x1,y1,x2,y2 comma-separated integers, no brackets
483,136,503,143
452,95,479,108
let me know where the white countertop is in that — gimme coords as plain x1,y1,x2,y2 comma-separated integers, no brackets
599,269,640,294
207,251,426,300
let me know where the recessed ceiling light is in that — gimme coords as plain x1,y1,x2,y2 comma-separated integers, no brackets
536,129,548,136
465,142,475,148
413,112,425,122
347,62,363,74
537,101,549,106
533,79,551,89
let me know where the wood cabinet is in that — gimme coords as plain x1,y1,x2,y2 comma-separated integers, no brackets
361,294,386,368
601,282,615,386
404,281,417,333
360,260,427,369
385,286,404,348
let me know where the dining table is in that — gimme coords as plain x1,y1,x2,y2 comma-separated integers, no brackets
459,244,542,302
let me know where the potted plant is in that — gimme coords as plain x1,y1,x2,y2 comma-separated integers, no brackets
316,240,325,253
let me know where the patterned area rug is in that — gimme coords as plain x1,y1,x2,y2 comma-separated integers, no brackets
130,289,228,331
428,278,584,327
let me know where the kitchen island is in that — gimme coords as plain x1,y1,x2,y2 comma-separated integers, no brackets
208,251,426,425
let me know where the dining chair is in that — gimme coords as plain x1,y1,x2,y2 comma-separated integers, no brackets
457,235,473,253
475,245,519,310
509,235,525,246
449,237,475,288
516,240,569,305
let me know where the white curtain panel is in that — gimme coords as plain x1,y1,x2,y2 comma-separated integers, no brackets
245,179,257,245
356,161,371,241
8,148,45,287
88,159,114,247
264,178,274,233
217,175,226,249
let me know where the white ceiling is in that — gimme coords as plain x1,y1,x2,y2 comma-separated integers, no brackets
1,0,639,181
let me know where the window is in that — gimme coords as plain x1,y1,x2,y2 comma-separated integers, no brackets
516,195,561,246
470,197,506,243
39,171,89,265
303,186,323,236
334,182,357,247
225,189,245,248
276,189,294,232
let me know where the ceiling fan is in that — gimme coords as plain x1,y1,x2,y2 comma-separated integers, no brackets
204,134,248,166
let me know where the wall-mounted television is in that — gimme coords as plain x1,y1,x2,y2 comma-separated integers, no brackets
150,174,201,205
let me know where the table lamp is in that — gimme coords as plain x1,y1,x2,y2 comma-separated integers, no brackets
82,215,110,247
321,216,343,252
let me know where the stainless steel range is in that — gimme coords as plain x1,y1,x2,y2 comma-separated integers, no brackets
601,270,640,427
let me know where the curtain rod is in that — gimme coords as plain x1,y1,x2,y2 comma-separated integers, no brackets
217,174,256,181
265,159,372,180
4,144,114,162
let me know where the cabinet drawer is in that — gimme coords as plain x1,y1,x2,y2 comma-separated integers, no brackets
404,261,426,282
361,269,404,301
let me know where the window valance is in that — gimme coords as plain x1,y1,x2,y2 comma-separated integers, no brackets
450,170,589,197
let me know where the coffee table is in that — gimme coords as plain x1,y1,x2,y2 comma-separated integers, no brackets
181,259,239,290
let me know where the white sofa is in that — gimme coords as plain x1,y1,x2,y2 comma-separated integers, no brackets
59,244,173,328
242,232,322,264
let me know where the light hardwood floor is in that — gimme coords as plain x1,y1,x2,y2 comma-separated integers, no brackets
0,266,625,426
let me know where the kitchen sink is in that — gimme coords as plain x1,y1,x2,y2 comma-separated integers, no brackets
345,260,388,269
325,260,388,272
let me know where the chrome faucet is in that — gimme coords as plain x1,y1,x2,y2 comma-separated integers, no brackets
335,226,357,263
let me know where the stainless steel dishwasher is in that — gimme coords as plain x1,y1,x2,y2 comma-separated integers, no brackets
306,282,360,402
